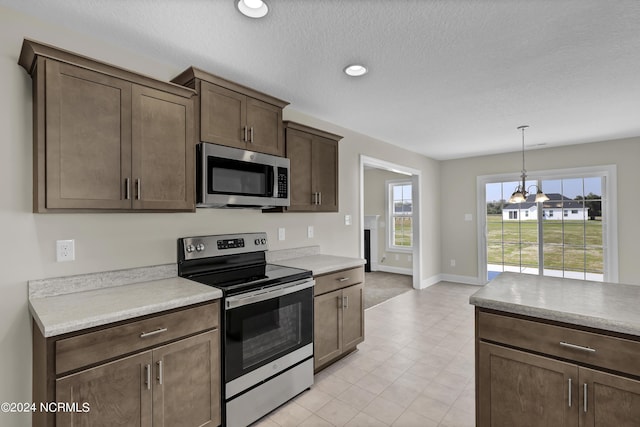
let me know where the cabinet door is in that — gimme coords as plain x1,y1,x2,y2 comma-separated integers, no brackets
45,60,132,209
342,283,364,351
199,81,246,149
152,330,220,427
314,289,343,370
56,351,152,427
286,129,315,211
312,136,339,212
246,98,284,156
478,342,578,427
580,367,640,427
131,85,194,211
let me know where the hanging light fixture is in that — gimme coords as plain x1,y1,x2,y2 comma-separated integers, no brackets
508,125,549,204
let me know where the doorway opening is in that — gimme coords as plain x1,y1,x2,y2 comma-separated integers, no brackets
359,156,422,305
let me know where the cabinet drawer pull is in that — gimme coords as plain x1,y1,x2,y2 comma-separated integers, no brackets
337,277,350,282
145,364,151,390
559,341,596,353
140,327,168,338
568,378,572,408
157,360,163,385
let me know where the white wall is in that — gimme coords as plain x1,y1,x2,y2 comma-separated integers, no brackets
440,138,640,285
0,7,441,424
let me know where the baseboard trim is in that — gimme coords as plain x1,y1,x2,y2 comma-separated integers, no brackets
373,265,412,276
418,275,442,289
439,274,484,286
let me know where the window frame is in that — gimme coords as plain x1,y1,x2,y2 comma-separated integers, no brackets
386,179,413,252
477,165,618,284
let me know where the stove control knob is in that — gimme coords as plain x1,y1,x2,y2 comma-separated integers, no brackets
254,238,261,245
186,244,195,253
196,243,206,252
260,238,267,245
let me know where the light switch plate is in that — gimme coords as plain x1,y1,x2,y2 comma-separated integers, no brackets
307,226,314,238
278,227,285,241
344,215,352,226
464,213,473,221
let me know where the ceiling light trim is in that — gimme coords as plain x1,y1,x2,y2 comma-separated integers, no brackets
236,0,268,19
344,64,368,77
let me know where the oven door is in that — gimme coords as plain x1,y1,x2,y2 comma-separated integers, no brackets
224,279,313,390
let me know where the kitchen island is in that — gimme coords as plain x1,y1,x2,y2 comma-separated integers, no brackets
470,272,640,426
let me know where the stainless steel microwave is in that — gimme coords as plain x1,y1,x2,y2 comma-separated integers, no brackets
196,143,290,208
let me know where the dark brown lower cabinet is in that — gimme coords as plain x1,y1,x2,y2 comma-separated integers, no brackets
313,266,364,371
34,302,221,427
478,342,577,427
476,308,640,427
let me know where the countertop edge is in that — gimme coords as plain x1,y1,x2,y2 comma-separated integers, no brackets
32,291,222,338
273,254,366,276
470,296,640,337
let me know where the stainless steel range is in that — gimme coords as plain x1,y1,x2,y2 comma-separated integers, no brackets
177,232,314,427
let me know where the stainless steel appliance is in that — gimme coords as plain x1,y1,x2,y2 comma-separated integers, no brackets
196,143,290,208
178,233,313,427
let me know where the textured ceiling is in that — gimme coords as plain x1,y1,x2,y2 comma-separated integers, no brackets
2,0,640,160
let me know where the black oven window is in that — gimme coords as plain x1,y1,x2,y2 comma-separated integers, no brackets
242,303,302,369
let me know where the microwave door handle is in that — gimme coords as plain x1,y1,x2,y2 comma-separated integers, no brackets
269,167,276,197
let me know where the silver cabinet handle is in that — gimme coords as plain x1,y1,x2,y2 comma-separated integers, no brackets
243,126,248,142
125,178,130,200
250,126,254,143
145,364,151,390
560,341,596,353
140,327,168,338
135,179,141,200
568,378,572,408
157,360,163,385
583,383,587,413
343,295,349,309
318,192,322,205
338,277,350,282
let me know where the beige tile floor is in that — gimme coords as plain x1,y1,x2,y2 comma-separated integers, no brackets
253,282,478,427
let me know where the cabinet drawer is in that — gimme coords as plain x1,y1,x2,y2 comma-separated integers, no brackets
478,310,640,377
56,301,219,374
314,267,364,296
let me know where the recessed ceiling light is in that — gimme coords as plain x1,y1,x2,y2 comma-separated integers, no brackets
344,64,368,77
236,0,268,19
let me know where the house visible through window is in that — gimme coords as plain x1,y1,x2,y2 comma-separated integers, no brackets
388,181,412,250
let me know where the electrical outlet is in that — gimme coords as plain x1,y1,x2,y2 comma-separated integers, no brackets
278,227,285,241
56,239,75,262
307,226,314,238
450,259,456,267
465,213,473,221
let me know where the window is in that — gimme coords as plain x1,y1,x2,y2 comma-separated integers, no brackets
388,181,412,250
482,166,617,283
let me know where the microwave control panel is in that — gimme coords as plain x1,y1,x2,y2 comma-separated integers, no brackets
277,167,288,199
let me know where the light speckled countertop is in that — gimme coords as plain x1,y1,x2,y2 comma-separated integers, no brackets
274,254,366,276
470,272,640,336
29,265,221,337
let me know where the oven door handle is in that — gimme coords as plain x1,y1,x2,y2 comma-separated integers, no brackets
225,278,315,309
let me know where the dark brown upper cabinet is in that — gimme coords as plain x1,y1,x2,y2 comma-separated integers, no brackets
171,67,288,157
19,39,196,212
282,121,342,212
